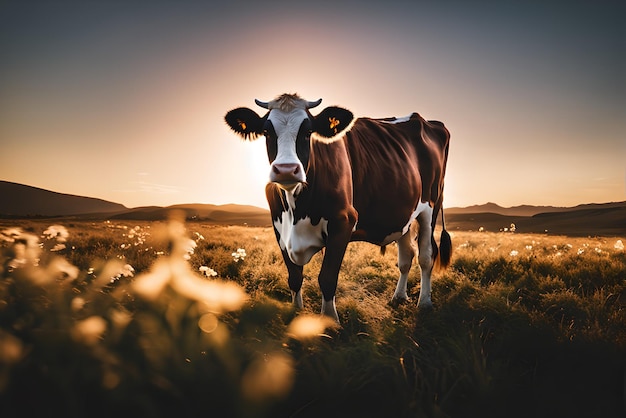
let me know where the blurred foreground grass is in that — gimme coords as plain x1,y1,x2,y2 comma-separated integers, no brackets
0,217,624,417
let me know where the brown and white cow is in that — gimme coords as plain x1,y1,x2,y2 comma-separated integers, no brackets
225,93,451,322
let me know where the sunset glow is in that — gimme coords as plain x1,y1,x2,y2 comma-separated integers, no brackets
0,1,624,209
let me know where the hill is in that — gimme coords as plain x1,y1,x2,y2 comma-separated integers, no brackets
0,181,271,226
0,181,127,217
1,181,623,235
110,203,271,226
446,201,626,217
446,204,626,236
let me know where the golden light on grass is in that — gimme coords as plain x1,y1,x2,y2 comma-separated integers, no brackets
198,312,219,333
0,331,23,391
174,275,248,313
0,219,624,416
287,314,337,340
241,352,294,401
72,316,107,346
132,259,171,301
46,257,79,281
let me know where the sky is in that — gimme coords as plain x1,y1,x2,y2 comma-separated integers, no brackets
1,0,624,210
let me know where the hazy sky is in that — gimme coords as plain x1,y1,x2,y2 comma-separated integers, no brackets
1,0,624,209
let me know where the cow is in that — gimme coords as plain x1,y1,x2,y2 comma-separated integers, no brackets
225,93,451,322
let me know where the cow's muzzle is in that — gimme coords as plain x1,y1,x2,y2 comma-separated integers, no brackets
270,163,305,191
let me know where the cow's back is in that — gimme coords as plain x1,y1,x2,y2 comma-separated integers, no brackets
342,113,450,245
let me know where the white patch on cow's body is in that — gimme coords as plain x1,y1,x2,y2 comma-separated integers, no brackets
381,200,431,246
381,114,412,124
268,108,308,182
274,212,328,266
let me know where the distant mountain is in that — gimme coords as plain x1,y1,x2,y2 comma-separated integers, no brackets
110,203,271,226
446,203,626,236
2,181,623,235
447,201,626,217
0,181,127,217
446,202,560,216
0,181,271,225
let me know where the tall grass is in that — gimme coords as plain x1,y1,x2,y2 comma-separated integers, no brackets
0,220,624,417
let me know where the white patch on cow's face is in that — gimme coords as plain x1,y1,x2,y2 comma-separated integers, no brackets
381,200,432,245
274,210,328,266
268,108,308,184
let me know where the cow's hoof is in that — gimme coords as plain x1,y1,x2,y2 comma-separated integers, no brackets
417,301,434,311
389,297,410,308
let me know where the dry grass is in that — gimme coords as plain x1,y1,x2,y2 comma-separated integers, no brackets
0,219,625,418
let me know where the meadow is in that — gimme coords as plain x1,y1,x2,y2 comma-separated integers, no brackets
0,216,624,417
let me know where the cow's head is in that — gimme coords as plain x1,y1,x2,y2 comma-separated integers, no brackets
225,93,353,191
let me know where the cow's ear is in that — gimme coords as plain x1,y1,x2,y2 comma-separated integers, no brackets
312,106,354,139
225,107,265,140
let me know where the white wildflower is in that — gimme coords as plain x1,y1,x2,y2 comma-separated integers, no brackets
614,240,624,251
183,239,197,260
42,225,69,242
199,266,218,277
232,248,247,262
509,250,519,257
1,228,23,243
120,264,135,277
50,243,66,252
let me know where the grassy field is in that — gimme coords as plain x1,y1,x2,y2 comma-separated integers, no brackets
0,217,624,417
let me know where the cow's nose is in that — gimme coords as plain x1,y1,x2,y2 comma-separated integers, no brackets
272,163,300,176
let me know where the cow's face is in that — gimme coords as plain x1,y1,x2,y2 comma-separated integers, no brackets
225,94,353,192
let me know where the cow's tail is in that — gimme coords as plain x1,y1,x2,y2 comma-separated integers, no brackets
435,207,452,270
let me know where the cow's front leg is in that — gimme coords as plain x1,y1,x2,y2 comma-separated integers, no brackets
281,250,304,309
318,211,356,323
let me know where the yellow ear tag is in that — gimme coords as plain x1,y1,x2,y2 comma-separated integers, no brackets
329,117,340,134
238,120,247,131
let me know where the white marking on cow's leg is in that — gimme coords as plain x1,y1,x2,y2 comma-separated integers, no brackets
291,290,303,309
321,296,339,323
392,230,415,303
416,207,434,308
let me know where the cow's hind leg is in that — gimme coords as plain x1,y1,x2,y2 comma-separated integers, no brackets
391,230,415,305
416,207,435,308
